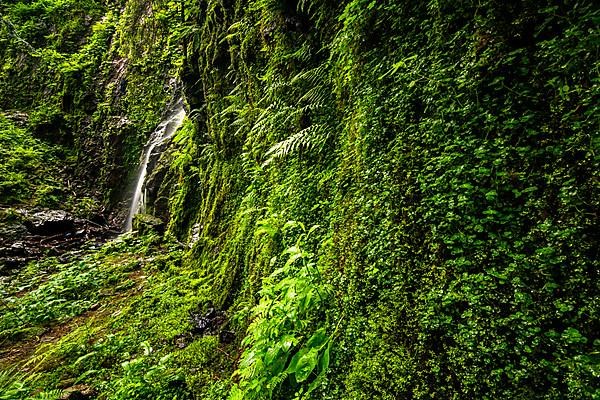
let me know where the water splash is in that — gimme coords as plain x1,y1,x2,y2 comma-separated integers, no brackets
125,102,186,231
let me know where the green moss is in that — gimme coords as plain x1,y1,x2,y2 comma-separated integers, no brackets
0,0,184,208
177,336,234,395
165,0,599,398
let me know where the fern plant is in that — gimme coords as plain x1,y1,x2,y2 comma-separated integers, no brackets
0,369,63,400
260,62,335,166
0,369,28,400
230,223,333,399
262,124,328,167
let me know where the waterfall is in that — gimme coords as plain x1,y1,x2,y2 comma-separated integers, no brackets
125,102,186,231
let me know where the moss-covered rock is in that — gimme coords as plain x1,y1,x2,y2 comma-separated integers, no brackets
132,213,165,235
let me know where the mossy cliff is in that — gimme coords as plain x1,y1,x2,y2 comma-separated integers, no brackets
0,0,599,399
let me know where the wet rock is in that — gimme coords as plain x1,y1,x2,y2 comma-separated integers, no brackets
0,256,29,273
60,384,96,400
23,210,75,235
0,222,28,241
189,304,228,337
0,228,39,273
190,312,212,334
219,330,235,344
145,153,171,221
0,207,116,273
0,243,38,272
4,241,27,256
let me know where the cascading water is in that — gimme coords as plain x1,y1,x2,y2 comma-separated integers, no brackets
125,102,186,231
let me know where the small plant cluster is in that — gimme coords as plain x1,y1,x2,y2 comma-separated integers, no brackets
106,342,185,400
0,234,159,344
0,369,63,400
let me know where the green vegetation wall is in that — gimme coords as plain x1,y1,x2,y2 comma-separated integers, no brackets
164,0,600,398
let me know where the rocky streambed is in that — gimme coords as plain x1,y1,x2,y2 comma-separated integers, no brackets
0,208,118,274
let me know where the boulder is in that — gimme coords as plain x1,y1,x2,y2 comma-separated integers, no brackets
132,213,165,235
0,221,28,242
23,209,75,235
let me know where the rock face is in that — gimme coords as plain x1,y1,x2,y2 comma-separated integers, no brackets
174,304,233,349
60,384,96,400
0,221,28,241
144,148,172,222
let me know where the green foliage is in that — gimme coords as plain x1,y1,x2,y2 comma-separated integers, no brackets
327,1,600,399
0,369,30,400
0,234,195,398
176,335,234,397
231,223,333,399
0,115,68,206
0,368,63,400
106,342,186,400
1,0,598,399
0,0,183,207
0,234,159,343
167,0,599,399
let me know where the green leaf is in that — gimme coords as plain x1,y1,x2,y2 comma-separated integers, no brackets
485,190,497,201
319,341,331,372
306,328,328,349
269,351,289,376
255,222,278,237
286,348,306,374
280,334,297,351
294,348,319,383
306,341,332,395
73,351,97,366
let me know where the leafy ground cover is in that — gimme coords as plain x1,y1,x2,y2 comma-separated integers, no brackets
0,233,208,399
0,0,598,399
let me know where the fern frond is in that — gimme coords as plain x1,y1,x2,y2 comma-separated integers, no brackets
291,63,329,86
32,389,64,400
0,368,31,398
281,43,312,63
262,124,327,166
298,85,330,108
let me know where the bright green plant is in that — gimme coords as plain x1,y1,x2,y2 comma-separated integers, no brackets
0,115,66,206
230,223,333,399
0,368,63,400
0,369,29,400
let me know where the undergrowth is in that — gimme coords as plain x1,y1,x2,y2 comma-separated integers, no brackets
0,233,197,399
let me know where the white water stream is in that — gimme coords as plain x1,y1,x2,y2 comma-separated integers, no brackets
125,102,186,231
